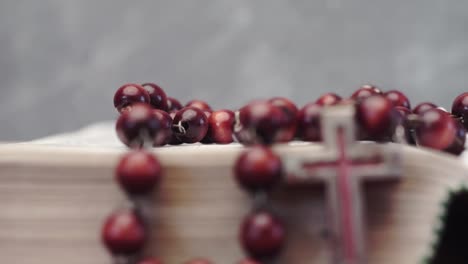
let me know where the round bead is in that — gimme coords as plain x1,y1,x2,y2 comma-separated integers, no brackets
445,119,466,155
183,258,213,264
102,209,146,255
152,110,173,146
115,150,162,195
413,102,438,115
240,211,286,259
234,100,288,145
234,146,282,192
116,104,165,148
141,83,168,111
296,103,323,142
268,97,298,142
167,97,183,112
205,109,235,144
356,95,397,141
172,107,209,143
114,84,150,113
452,92,468,129
384,90,411,109
138,258,163,264
415,108,466,154
350,85,381,100
185,100,212,112
315,93,342,106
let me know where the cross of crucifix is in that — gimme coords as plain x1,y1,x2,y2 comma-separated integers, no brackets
283,104,402,264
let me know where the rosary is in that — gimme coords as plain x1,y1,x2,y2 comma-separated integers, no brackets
101,83,468,264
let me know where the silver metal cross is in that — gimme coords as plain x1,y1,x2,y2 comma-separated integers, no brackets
283,104,402,264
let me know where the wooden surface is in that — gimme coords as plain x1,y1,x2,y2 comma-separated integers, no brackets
0,142,467,263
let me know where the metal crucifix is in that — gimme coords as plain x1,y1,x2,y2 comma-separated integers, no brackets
283,104,402,264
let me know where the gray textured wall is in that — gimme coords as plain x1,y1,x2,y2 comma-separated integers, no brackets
1,1,468,141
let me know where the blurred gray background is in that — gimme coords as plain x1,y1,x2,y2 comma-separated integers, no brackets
1,0,467,141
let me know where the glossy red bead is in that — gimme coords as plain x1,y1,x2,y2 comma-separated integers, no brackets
384,90,411,109
413,102,438,115
315,93,342,106
356,95,397,141
152,110,173,146
452,92,468,129
205,109,235,144
234,100,288,145
415,109,466,154
114,84,150,113
116,150,162,195
183,258,213,264
240,211,286,259
234,146,282,192
141,83,168,111
116,104,165,148
167,97,183,112
296,102,323,142
185,100,212,112
172,107,209,143
138,258,163,264
350,85,381,100
102,209,146,255
268,97,298,142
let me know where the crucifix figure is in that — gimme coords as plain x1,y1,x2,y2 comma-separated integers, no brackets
283,104,402,264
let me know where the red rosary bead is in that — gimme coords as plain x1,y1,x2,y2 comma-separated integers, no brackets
102,209,146,256
296,102,322,142
356,94,397,141
234,146,283,192
138,257,163,264
166,97,183,112
115,104,162,147
384,90,411,109
185,100,213,112
204,109,235,144
234,100,288,145
269,97,298,142
152,110,173,146
172,107,209,143
452,92,468,129
142,83,169,111
315,93,342,106
116,150,162,195
116,104,166,148
114,84,150,113
415,108,466,154
445,119,466,155
350,85,382,100
240,211,286,260
413,102,438,115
